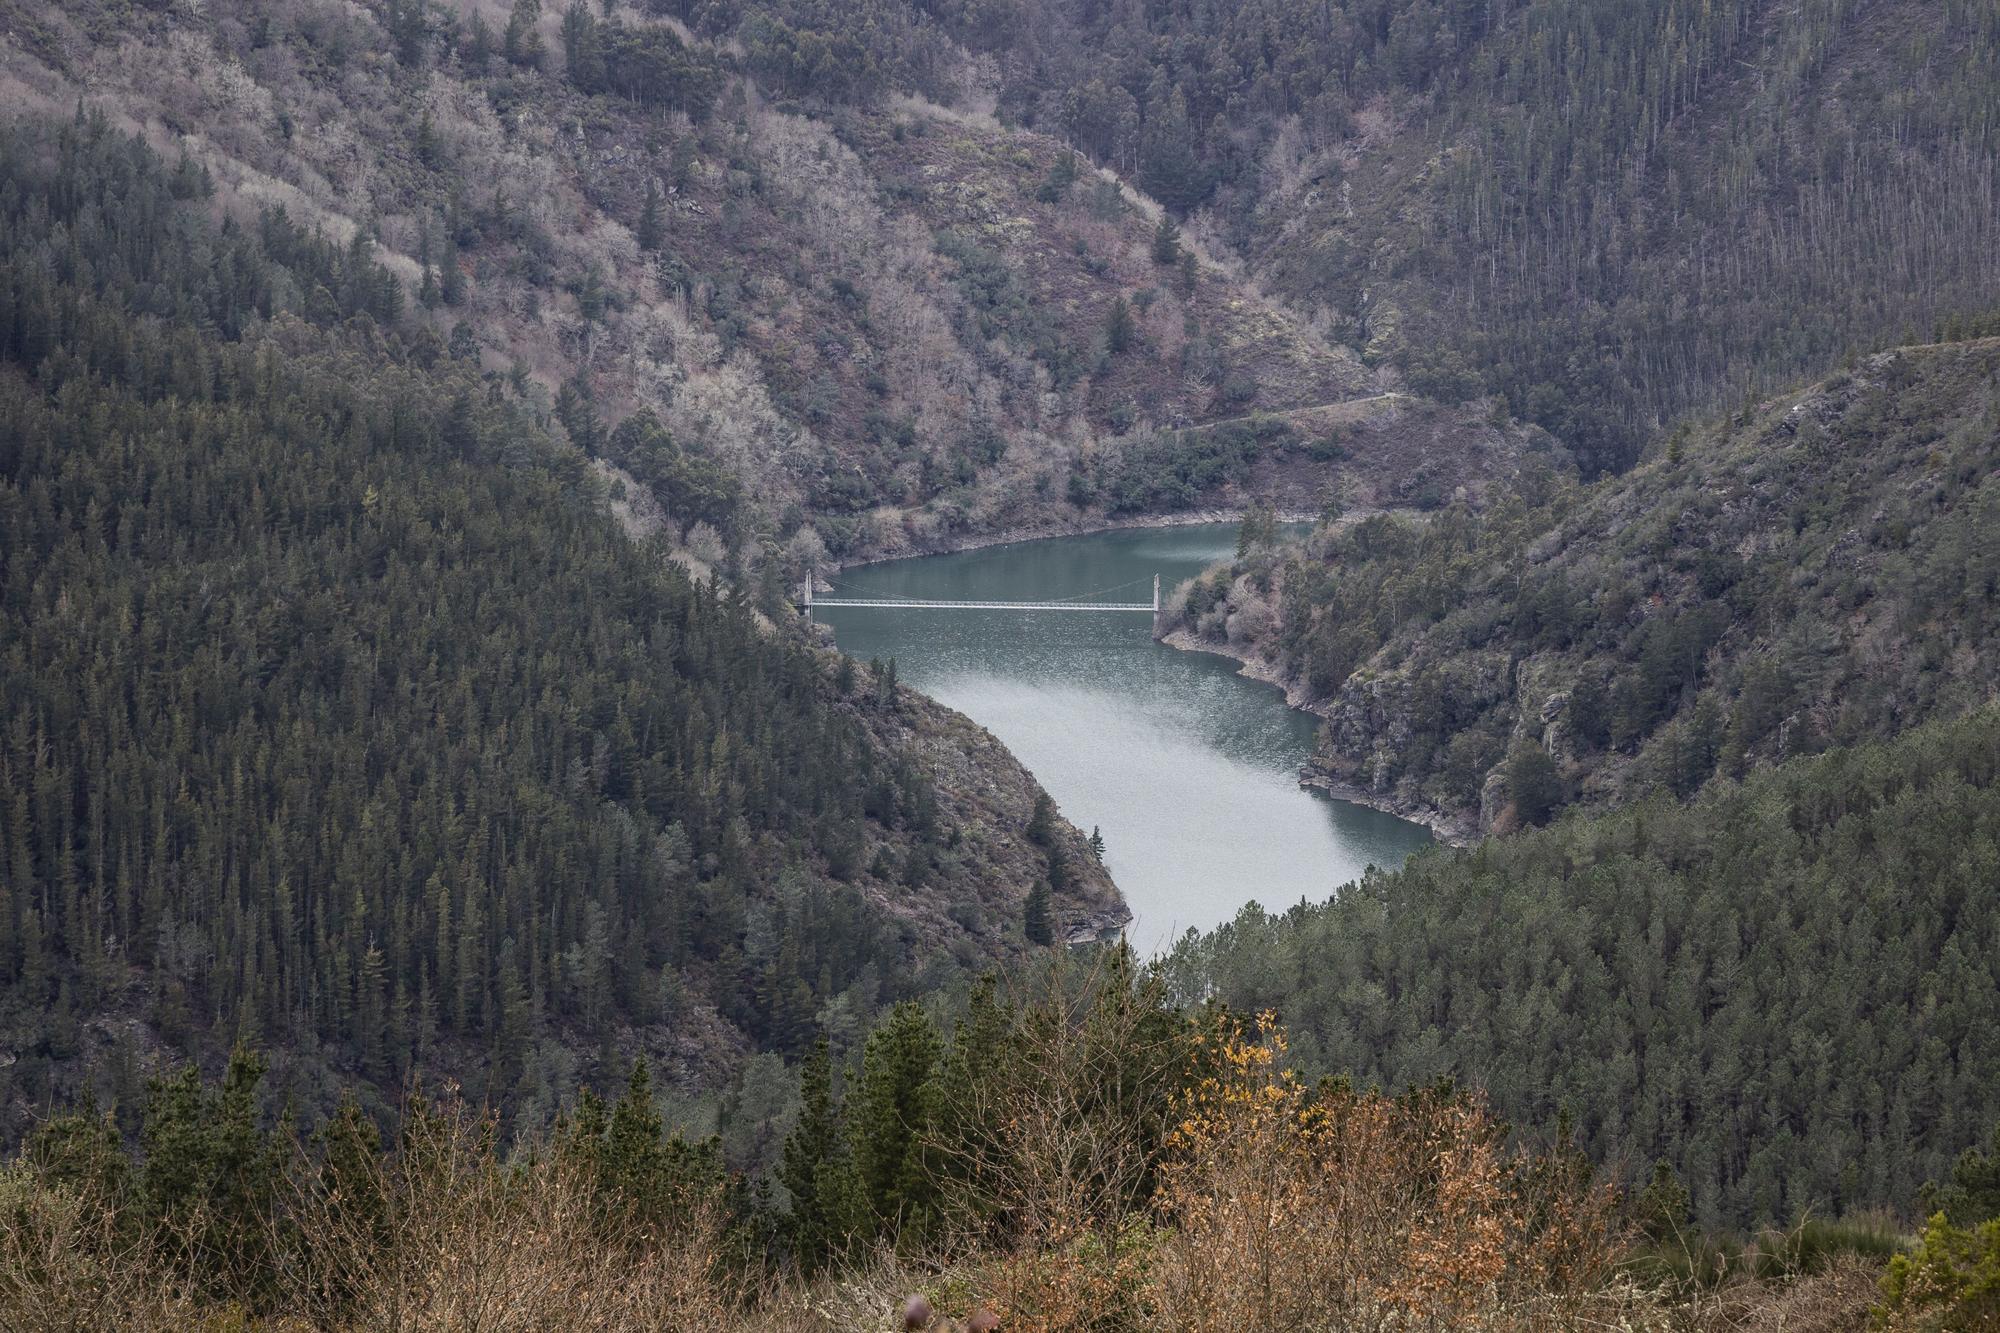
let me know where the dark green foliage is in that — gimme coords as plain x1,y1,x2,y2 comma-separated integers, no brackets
463,12,495,70
582,16,723,114
1091,416,1293,515
561,2,606,91
1637,1161,1692,1244
1034,151,1078,203
385,0,428,67
637,179,665,252
413,111,441,168
504,0,544,66
1024,880,1053,946
932,228,1084,389
0,116,971,1136
1164,707,2000,1228
1504,746,1564,827
740,12,880,103
136,1050,288,1300
555,371,602,450
601,407,743,535
1102,295,1133,355
1149,215,1181,267
1024,792,1056,848
24,1094,130,1209
847,1001,942,1244
1925,1124,2000,1228
1214,340,2000,820
1235,503,1278,557
778,1037,866,1270
559,1060,731,1226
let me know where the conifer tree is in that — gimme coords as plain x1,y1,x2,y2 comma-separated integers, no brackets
24,1094,129,1207
436,238,466,306
1046,844,1071,895
605,1059,666,1201
638,180,665,253
317,1094,390,1254
1025,793,1055,847
555,374,601,454
848,1002,942,1244
503,0,543,67
1104,295,1134,355
780,1038,864,1270
414,110,441,169
560,3,605,92
463,13,494,69
1024,880,1054,946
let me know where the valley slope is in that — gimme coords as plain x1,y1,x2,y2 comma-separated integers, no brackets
0,116,1114,1144
1171,335,2000,836
0,0,1533,571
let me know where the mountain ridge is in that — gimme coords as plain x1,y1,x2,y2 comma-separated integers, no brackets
1167,330,2000,835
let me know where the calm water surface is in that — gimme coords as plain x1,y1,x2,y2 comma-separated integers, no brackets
817,525,1430,956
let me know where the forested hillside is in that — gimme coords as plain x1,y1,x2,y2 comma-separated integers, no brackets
0,114,1116,1145
1162,706,2000,1229
23,0,1971,557
0,0,1538,572
4,1,2000,1324
679,0,2000,475
1171,334,2000,835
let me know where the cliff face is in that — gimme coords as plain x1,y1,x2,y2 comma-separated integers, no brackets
843,671,1127,953
1168,338,2000,835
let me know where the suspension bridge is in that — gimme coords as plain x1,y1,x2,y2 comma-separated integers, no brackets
804,574,1165,635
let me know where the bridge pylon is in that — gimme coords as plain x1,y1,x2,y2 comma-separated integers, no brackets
1151,574,1162,640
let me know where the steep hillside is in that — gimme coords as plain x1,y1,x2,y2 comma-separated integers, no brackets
1167,335,2000,836
0,115,1115,1144
1163,705,2000,1228
563,0,2000,477
1243,0,2000,473
0,0,1527,570
891,0,2000,475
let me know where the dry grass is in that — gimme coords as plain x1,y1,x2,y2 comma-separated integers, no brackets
281,1103,743,1331
1146,1016,1626,1333
0,1003,1895,1332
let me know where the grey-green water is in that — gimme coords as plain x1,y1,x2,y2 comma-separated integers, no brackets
816,525,1431,957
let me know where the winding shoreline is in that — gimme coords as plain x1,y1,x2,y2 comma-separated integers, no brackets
828,510,1477,850
1160,628,1477,848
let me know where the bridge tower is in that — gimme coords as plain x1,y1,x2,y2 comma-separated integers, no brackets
803,567,814,622
1151,573,1162,640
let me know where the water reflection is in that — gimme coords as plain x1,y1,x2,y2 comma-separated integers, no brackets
818,525,1430,956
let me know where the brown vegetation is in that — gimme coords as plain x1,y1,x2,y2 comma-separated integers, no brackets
0,1002,1896,1330
0,0,1525,568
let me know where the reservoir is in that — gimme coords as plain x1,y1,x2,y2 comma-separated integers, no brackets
816,524,1432,957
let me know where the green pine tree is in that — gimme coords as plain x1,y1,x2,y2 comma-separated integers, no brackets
848,1002,942,1246
504,0,543,67
780,1038,865,1270
604,1059,666,1198
1025,792,1056,847
638,180,665,252
1104,295,1134,355
1025,879,1054,946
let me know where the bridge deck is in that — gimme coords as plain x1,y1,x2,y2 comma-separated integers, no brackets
812,599,1154,612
